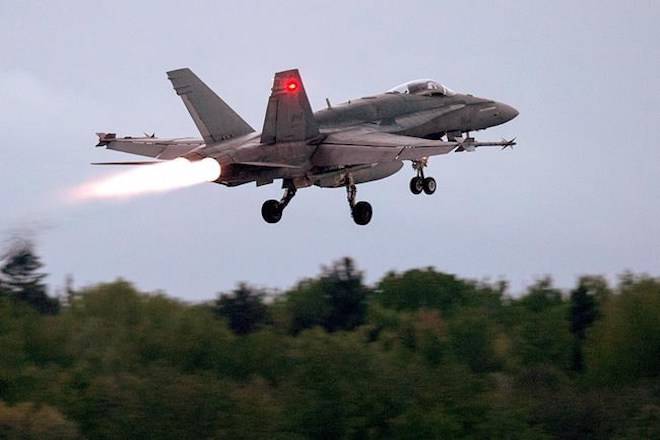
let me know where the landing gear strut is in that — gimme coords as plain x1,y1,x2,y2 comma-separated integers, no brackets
346,175,372,225
261,181,297,224
410,159,436,195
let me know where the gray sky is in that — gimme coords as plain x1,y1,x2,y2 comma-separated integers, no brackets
1,0,658,300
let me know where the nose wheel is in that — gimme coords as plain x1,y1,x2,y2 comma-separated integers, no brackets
422,177,436,194
410,160,436,195
346,176,372,225
261,181,296,224
410,176,423,194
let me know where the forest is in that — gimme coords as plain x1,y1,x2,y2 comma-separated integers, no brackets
0,239,659,439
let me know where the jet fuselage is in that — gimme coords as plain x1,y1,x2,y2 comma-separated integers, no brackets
314,91,518,139
95,70,518,225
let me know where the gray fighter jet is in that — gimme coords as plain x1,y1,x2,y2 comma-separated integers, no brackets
95,68,518,225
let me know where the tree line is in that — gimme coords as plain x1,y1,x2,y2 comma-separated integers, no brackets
0,241,659,439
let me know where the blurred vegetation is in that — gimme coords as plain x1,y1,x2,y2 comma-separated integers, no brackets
0,240,659,439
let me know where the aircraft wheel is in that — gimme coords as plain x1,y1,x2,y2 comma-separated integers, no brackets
422,177,436,195
352,201,373,225
409,177,424,195
261,199,283,224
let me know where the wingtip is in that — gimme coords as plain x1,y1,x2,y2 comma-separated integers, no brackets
166,67,193,78
95,132,116,147
501,137,517,150
274,68,301,76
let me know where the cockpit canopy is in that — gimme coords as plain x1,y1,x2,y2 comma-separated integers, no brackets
386,79,455,96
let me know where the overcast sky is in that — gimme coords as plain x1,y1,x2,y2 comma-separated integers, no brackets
1,1,658,300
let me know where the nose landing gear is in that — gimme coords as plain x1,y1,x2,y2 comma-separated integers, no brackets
422,177,436,194
410,160,436,195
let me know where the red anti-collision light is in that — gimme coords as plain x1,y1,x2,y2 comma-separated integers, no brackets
286,80,299,92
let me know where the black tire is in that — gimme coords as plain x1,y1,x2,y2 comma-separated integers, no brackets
352,201,373,225
422,177,436,195
409,177,423,194
261,199,283,223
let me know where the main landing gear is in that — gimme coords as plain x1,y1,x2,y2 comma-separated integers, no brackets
261,177,373,225
409,159,436,195
346,176,372,225
261,182,296,224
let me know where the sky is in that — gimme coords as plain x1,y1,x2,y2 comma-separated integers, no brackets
1,1,659,300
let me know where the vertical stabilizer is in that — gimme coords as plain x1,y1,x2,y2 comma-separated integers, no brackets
261,69,319,144
167,68,254,145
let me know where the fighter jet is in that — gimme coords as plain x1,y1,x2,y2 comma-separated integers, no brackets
95,68,518,225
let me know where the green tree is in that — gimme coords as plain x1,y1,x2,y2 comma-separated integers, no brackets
375,268,501,315
449,309,501,373
568,277,603,372
0,401,80,439
0,241,59,315
618,404,660,439
214,283,269,335
1,248,659,439
284,257,367,334
215,377,285,440
510,278,572,370
587,276,660,385
281,279,330,334
277,329,418,439
319,257,368,332
517,277,562,313
0,298,35,402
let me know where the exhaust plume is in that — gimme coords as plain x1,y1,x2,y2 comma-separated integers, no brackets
69,157,221,202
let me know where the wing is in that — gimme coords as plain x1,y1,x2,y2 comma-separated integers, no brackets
312,129,457,167
95,133,204,159
313,129,515,166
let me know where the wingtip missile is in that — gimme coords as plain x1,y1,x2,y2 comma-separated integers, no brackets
501,137,516,150
95,132,116,147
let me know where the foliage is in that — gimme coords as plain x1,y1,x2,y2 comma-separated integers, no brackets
376,268,482,314
282,257,367,334
214,283,270,335
0,400,80,439
568,276,603,371
0,249,658,439
586,275,660,385
0,240,59,315
507,278,573,370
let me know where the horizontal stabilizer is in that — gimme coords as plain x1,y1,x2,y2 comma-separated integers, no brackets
94,133,204,159
91,161,163,166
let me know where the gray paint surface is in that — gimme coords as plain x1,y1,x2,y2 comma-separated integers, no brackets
97,70,515,191
1,1,658,299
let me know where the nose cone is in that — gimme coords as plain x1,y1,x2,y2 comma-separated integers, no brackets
498,102,519,123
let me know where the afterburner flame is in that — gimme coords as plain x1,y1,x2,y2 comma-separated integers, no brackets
70,157,221,201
